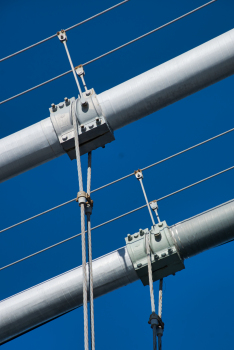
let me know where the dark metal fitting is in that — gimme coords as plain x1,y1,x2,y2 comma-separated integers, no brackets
156,326,164,336
85,204,93,215
148,312,164,329
134,169,143,180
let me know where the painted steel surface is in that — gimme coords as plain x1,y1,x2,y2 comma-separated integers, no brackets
0,247,138,345
98,29,234,130
0,117,64,183
1,200,234,343
170,199,234,259
0,29,234,182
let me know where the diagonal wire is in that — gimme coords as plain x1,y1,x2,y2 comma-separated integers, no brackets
0,0,130,63
91,127,234,193
0,0,217,105
0,127,233,235
1,164,233,272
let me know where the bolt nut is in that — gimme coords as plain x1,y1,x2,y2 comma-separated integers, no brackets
51,103,55,108
161,253,166,258
127,234,132,242
137,263,142,268
134,233,139,238
140,229,145,236
168,248,173,254
158,222,163,227
64,97,68,102
154,254,159,260
80,124,84,129
62,135,68,141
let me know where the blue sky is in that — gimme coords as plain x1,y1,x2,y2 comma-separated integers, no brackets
0,0,234,349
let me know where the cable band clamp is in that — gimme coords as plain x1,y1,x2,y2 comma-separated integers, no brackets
134,169,143,180
57,30,67,43
76,191,93,207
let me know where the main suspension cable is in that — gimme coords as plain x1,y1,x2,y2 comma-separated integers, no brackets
0,0,217,105
0,0,130,63
1,165,233,272
0,127,232,236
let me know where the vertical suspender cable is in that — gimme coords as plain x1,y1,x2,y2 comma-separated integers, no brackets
60,31,89,350
135,170,157,350
86,152,95,350
72,102,89,350
157,279,163,350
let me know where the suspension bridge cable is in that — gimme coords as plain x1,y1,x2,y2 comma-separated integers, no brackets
0,0,130,63
92,127,234,193
0,127,233,235
1,164,233,272
0,0,217,106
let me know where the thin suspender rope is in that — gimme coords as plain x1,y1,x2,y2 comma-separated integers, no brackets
72,101,89,350
0,0,217,105
157,279,163,350
86,152,95,350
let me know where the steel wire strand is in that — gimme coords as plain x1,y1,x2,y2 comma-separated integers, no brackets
0,0,130,63
86,152,95,350
137,176,157,350
157,279,163,350
72,101,89,350
1,165,233,272
0,127,233,236
0,0,217,105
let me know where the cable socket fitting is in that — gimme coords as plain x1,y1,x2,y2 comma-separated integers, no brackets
57,30,67,42
76,191,93,207
150,200,158,211
75,65,85,77
148,312,164,329
134,169,143,180
156,327,164,336
85,204,93,215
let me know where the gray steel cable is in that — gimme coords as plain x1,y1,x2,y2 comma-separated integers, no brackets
157,279,163,350
72,100,89,350
137,176,157,350
91,127,234,193
158,279,163,319
0,0,217,105
0,204,147,271
0,0,130,63
138,177,156,226
1,165,233,272
86,152,95,350
63,40,83,96
0,127,233,236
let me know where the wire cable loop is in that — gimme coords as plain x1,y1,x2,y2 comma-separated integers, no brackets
0,0,217,105
0,0,130,63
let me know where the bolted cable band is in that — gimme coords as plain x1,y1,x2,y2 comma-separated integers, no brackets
76,191,93,207
57,30,67,42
